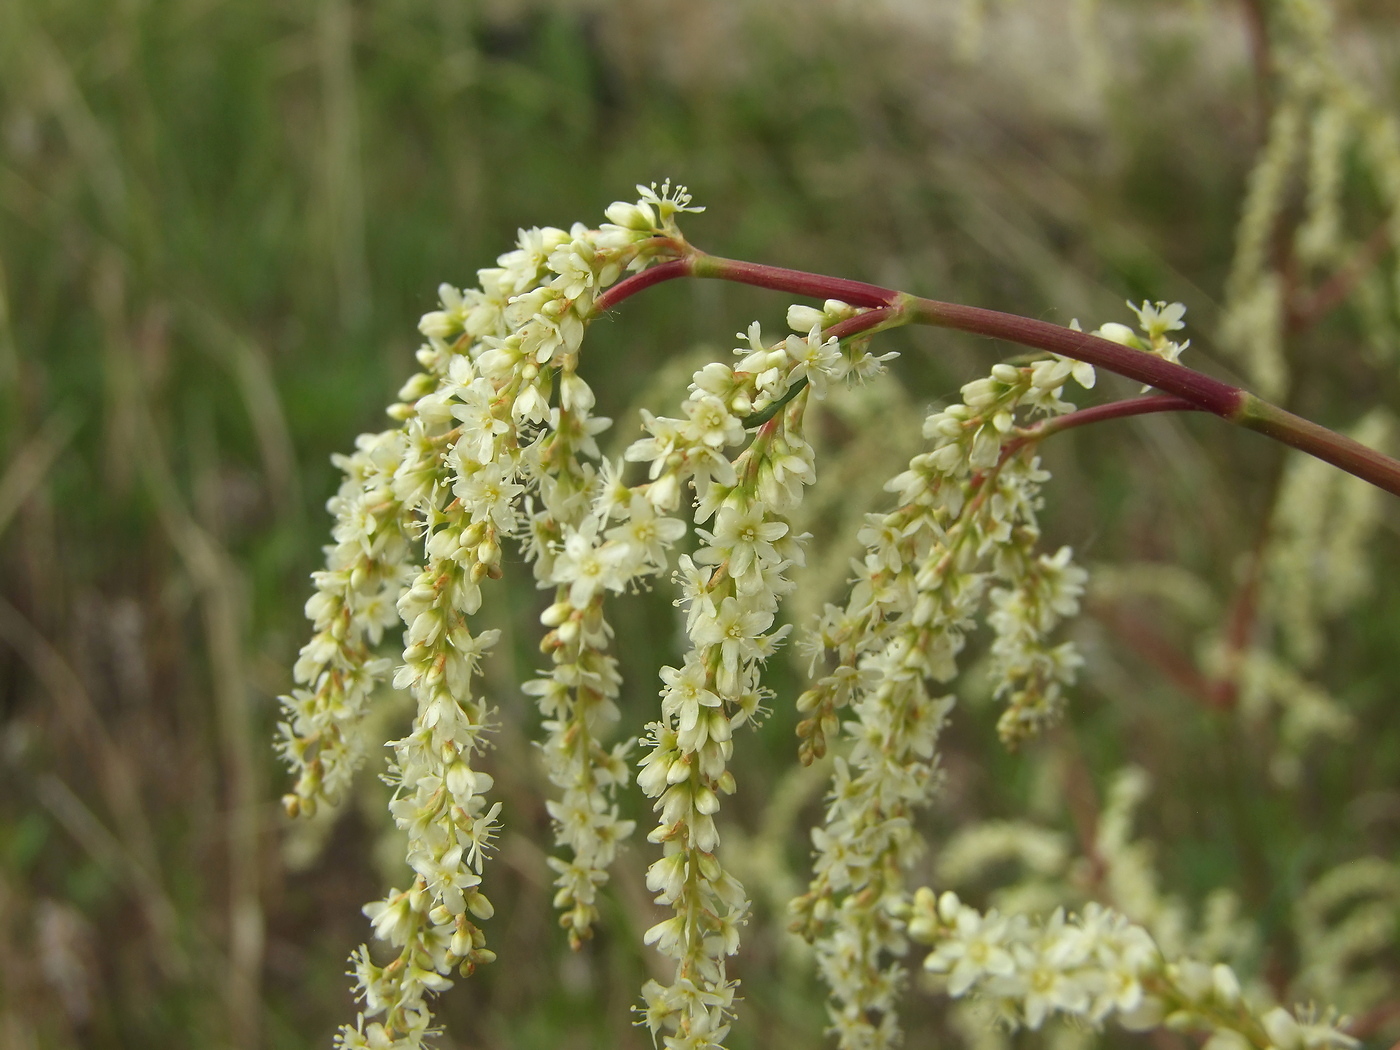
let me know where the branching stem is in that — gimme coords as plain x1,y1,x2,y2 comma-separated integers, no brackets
596,248,1400,498
1023,395,1203,439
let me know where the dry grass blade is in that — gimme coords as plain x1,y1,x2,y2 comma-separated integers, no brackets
33,774,187,977
183,302,304,519
0,411,80,541
0,597,187,977
95,258,266,1050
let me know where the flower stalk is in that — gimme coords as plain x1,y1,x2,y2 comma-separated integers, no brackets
286,184,1383,1050
599,249,1400,498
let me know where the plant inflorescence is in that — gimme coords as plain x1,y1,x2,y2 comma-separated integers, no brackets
278,177,1394,1050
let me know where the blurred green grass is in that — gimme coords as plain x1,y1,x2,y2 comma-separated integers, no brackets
1,1,1398,1048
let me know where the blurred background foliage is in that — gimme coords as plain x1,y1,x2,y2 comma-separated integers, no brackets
0,0,1398,1048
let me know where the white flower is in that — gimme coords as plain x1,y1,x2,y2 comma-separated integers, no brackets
636,178,703,223
1127,299,1186,340
460,801,503,873
607,494,687,569
591,457,633,521
692,596,773,695
660,658,722,733
644,914,690,959
625,410,684,478
363,890,416,948
784,325,843,398
683,394,745,450
698,502,788,581
408,845,483,914
452,459,523,532
925,905,1018,996
418,283,468,339
547,237,599,301
551,518,631,606
450,376,510,464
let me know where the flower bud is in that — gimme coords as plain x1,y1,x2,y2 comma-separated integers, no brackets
1096,322,1144,349
787,304,825,333
1211,963,1241,1005
540,601,573,627
450,927,473,958
937,891,961,923
604,200,657,231
694,785,720,815
1262,1007,1302,1050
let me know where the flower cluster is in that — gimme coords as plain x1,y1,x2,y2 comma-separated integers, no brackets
286,182,902,1049
986,544,1087,745
628,311,870,1050
1093,300,1190,380
1221,0,1400,396
790,354,1095,1050
276,429,414,813
525,492,685,946
280,182,1376,1050
909,889,1358,1050
283,183,706,1049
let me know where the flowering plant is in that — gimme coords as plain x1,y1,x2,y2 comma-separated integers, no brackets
277,170,1398,1050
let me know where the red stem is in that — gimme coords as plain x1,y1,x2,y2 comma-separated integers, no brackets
909,297,1400,497
1032,395,1203,436
821,305,899,342
595,258,692,312
594,250,1400,498
594,252,898,314
689,255,897,308
911,300,1240,413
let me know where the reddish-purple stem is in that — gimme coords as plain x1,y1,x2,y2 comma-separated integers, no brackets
1032,396,1203,436
595,252,898,314
593,249,1400,497
822,305,899,342
689,255,897,308
912,300,1240,415
595,258,692,312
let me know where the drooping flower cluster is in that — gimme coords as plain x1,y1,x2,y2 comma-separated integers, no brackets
628,308,884,1050
1220,0,1400,397
277,180,1375,1050
1226,409,1393,786
909,889,1359,1050
283,185,906,1049
280,183,709,1049
790,354,1096,1050
276,429,415,813
524,488,685,946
